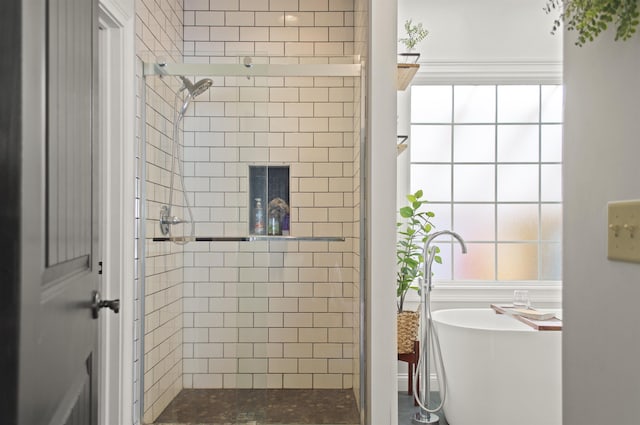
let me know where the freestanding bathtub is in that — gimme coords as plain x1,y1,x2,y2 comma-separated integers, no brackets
432,308,561,425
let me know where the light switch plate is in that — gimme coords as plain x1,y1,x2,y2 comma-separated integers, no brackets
608,200,640,263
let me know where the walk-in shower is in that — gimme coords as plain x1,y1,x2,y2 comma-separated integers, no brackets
138,58,365,425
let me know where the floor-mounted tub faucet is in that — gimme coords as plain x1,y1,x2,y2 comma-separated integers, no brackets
413,230,467,425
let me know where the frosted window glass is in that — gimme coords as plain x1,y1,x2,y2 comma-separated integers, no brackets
453,243,495,280
541,204,562,241
453,165,495,202
411,164,451,202
541,164,562,202
453,126,495,163
497,165,538,201
426,203,452,230
497,204,539,241
410,125,451,163
540,243,562,280
409,84,564,284
497,125,539,162
453,204,495,240
411,86,452,123
497,85,540,123
430,243,452,281
454,86,496,123
541,125,563,162
497,243,538,280
541,85,563,122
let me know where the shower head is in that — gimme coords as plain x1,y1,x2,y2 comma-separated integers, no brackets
177,76,213,115
179,76,213,98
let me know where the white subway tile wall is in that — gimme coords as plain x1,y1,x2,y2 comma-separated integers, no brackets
136,0,185,423
181,0,361,393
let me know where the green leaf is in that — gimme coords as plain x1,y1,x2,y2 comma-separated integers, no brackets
405,258,418,268
399,207,413,218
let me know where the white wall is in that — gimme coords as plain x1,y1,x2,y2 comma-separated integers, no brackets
398,0,561,63
563,30,640,425
368,2,399,424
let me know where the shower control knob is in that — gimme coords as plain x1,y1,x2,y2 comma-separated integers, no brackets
91,290,120,319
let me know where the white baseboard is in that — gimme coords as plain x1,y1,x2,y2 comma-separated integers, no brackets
397,373,440,395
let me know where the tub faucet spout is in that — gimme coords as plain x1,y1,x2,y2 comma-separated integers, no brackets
424,230,467,291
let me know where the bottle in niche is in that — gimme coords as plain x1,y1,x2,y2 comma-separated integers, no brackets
268,211,281,236
254,198,265,235
281,213,290,236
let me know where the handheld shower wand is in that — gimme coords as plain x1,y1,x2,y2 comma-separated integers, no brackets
160,76,213,242
413,230,467,425
177,76,213,114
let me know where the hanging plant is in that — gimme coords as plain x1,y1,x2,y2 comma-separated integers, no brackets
545,0,640,46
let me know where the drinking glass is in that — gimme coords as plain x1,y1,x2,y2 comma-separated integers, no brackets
513,290,530,309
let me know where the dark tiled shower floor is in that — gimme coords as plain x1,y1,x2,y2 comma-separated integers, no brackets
155,389,361,425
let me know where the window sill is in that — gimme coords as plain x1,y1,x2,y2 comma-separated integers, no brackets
403,281,562,308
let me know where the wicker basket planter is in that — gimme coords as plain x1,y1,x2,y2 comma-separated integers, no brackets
397,310,420,354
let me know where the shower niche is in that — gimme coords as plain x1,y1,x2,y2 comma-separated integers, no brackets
249,165,290,236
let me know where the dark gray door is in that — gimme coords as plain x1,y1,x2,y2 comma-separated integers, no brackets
18,0,100,423
0,0,23,423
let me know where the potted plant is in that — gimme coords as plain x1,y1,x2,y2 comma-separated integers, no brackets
396,190,440,354
397,19,428,90
398,19,429,63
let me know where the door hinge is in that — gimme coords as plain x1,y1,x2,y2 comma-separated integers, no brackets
98,261,103,275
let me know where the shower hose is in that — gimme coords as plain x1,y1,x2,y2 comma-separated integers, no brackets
166,90,196,244
412,290,447,414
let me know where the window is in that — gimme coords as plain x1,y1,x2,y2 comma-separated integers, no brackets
410,84,562,281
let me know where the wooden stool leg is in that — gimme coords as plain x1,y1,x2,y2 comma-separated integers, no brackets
408,361,413,395
398,340,421,405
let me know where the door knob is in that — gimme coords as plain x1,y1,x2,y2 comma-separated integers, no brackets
91,290,120,319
